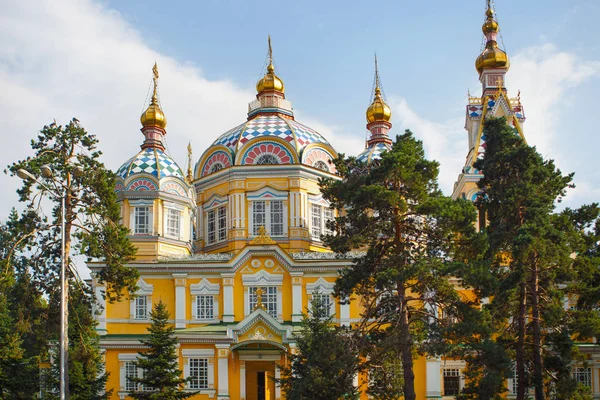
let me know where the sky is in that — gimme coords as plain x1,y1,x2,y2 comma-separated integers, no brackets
1,0,600,224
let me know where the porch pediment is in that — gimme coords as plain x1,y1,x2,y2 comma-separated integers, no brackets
229,307,293,344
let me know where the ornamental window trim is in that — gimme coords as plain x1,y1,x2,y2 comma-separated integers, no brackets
130,279,153,320
190,279,220,321
182,349,215,392
129,199,154,236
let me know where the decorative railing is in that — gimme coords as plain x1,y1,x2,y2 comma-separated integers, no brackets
159,253,233,262
290,251,366,260
248,96,293,113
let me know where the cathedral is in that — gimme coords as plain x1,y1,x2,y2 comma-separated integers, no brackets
88,3,598,399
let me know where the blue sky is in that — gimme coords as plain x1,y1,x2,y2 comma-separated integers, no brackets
1,0,600,220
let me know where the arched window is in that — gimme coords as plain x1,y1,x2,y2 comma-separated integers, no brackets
255,154,280,165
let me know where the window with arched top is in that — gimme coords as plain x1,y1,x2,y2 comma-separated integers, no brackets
209,164,224,174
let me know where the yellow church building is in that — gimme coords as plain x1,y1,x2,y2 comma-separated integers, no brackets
89,3,600,399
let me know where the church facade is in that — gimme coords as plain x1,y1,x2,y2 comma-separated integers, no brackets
89,3,600,400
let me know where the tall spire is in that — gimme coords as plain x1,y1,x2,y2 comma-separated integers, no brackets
140,63,167,150
186,142,193,183
256,35,285,94
365,54,392,147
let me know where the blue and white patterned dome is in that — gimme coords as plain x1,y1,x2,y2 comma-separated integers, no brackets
211,115,332,159
117,147,184,180
196,114,338,178
356,142,391,163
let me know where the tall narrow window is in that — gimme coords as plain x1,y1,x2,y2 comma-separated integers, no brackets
166,208,180,238
253,201,266,235
443,368,460,396
249,287,278,318
134,296,148,319
125,362,138,391
218,206,227,241
311,204,322,239
196,295,214,320
324,207,334,235
134,206,150,234
313,293,332,317
270,201,284,236
207,209,216,244
189,358,209,389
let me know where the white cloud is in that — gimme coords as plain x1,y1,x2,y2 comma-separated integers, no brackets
391,44,600,207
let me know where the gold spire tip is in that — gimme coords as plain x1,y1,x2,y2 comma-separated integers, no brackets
151,62,159,102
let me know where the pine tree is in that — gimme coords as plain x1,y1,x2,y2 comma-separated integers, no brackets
461,117,600,400
3,119,139,397
320,131,477,400
277,294,359,400
129,301,194,399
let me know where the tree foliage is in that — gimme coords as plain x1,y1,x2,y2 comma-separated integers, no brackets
278,294,359,400
129,301,194,399
320,131,477,400
458,117,600,400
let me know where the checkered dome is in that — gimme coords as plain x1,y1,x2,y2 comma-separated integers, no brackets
356,142,391,163
209,115,333,163
117,147,184,180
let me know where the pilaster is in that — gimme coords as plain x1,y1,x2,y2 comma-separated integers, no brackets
426,357,442,399
291,273,304,323
216,344,230,399
173,273,187,328
222,273,235,323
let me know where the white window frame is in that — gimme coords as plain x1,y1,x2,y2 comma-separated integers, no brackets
247,188,288,237
306,277,335,318
166,208,181,238
118,354,153,393
443,368,461,397
573,367,592,388
129,200,154,236
190,279,220,322
130,279,153,321
308,195,334,241
249,286,278,318
242,270,284,320
182,349,215,394
206,205,227,245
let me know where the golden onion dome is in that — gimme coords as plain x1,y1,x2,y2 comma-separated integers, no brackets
140,97,167,129
475,5,510,74
140,63,167,129
256,63,285,93
475,42,510,74
366,87,392,123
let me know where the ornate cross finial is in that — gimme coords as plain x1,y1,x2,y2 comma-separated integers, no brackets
254,288,266,310
186,142,193,183
151,62,159,103
250,226,276,245
268,35,273,66
374,53,380,89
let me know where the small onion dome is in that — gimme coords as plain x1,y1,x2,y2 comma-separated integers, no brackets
140,95,167,129
256,63,285,94
475,8,510,74
366,87,392,123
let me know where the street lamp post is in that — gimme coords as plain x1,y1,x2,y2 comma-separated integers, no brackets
17,168,68,400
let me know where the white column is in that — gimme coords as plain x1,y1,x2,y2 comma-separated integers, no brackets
275,365,281,400
340,300,350,327
173,274,187,328
240,360,246,400
95,283,106,333
222,273,235,323
216,344,230,399
426,357,442,399
291,273,303,322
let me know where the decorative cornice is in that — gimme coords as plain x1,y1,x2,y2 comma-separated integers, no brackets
290,251,366,260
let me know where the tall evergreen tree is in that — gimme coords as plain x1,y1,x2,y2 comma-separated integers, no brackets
2,119,139,397
461,117,600,400
129,301,194,399
277,294,359,400
320,131,477,400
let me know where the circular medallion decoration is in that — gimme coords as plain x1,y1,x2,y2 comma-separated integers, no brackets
264,260,275,269
242,141,293,165
126,178,158,191
251,260,261,269
202,151,232,177
303,148,335,173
